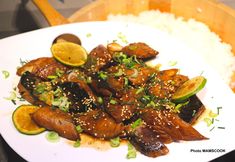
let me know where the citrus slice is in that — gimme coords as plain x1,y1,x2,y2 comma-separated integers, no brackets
51,42,87,66
172,76,207,102
12,105,45,135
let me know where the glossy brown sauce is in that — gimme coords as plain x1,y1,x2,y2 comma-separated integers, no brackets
67,134,128,151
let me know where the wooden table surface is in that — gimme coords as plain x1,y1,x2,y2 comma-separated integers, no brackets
0,0,235,162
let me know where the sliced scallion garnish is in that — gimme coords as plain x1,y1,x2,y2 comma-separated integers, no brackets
73,139,81,147
110,137,120,147
46,131,60,143
126,143,137,159
75,125,83,133
2,70,10,79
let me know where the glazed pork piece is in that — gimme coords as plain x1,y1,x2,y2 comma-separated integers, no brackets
129,123,169,157
84,45,112,74
17,57,69,79
32,107,80,141
140,108,207,142
73,109,125,139
122,42,158,59
18,71,48,106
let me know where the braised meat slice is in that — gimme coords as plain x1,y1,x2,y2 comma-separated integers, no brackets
129,124,169,158
58,82,97,113
17,57,69,79
105,88,140,123
74,109,125,139
84,45,112,74
122,42,158,59
147,69,188,99
32,107,80,141
178,95,206,124
18,71,47,106
125,65,156,86
140,109,207,142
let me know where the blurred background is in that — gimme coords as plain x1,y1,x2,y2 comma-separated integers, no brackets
0,0,235,39
0,0,235,162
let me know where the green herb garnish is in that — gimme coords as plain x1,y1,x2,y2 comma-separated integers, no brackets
97,97,103,104
98,71,108,80
73,139,81,147
46,131,60,143
2,70,10,79
131,118,142,129
110,99,117,104
75,125,83,133
110,137,120,147
126,143,137,159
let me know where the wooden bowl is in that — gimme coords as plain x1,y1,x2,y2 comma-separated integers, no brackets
33,0,235,91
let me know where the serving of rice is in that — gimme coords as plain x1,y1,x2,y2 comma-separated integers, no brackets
108,10,235,86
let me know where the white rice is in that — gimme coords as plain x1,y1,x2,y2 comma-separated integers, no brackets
108,10,235,85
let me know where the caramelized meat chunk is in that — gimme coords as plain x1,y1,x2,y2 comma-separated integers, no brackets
17,57,69,79
129,124,169,157
74,109,125,139
59,82,96,113
140,109,207,142
105,89,140,123
122,42,158,59
84,45,112,74
178,95,206,124
32,107,80,141
148,69,188,99
18,72,47,106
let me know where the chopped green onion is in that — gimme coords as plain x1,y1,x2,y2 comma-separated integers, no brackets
46,131,60,143
210,126,215,132
192,110,197,117
2,70,10,79
73,139,81,147
52,96,71,112
203,118,212,127
168,60,177,66
174,101,189,113
131,118,142,129
126,143,137,159
135,87,144,94
20,58,28,66
124,77,129,86
114,69,123,77
86,33,92,38
117,32,128,44
34,84,47,94
110,137,120,147
97,97,103,104
55,68,64,77
130,69,138,78
209,110,218,118
146,101,156,107
86,76,92,84
4,91,17,101
110,99,117,104
217,107,222,115
47,75,57,79
75,125,83,133
98,71,108,80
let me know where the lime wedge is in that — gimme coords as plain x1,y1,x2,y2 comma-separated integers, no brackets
172,76,206,102
51,42,87,67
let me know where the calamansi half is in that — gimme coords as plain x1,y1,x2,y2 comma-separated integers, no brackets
12,105,45,135
51,42,87,67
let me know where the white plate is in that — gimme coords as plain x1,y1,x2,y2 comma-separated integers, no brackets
0,21,234,162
